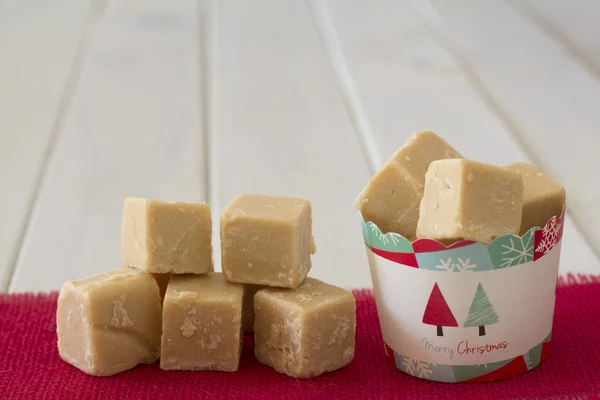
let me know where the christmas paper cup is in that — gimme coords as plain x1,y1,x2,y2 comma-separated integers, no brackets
361,206,565,383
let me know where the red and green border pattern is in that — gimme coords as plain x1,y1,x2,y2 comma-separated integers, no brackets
383,332,552,383
361,206,565,271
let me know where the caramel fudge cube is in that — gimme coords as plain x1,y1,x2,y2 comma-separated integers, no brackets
355,131,462,239
121,198,213,274
506,162,566,234
56,269,161,376
242,284,264,334
417,159,523,244
160,273,244,371
221,194,313,288
254,278,356,378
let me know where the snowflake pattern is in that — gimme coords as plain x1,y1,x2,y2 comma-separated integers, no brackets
500,235,534,268
535,217,562,255
435,257,477,272
380,232,403,246
369,223,384,240
401,356,433,379
371,224,402,245
366,221,413,252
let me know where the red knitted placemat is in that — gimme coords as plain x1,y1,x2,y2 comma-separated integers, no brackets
1,274,600,400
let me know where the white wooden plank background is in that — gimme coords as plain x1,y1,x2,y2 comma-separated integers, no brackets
1,0,599,292
315,0,599,274
0,0,94,289
424,0,600,254
212,0,372,289
9,0,206,291
515,0,600,74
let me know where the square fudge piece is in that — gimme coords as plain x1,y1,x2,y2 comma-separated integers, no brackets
242,284,264,334
417,159,524,244
506,162,566,234
355,131,462,239
221,194,313,288
160,273,244,371
254,278,356,378
121,198,213,274
56,269,162,376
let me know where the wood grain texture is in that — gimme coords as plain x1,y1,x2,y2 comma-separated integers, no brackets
4,0,600,291
423,0,600,263
515,0,600,75
211,0,373,288
10,0,205,292
319,0,525,165
0,0,94,290
320,0,599,274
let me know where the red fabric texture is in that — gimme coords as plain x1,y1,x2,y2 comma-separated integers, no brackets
1,274,600,400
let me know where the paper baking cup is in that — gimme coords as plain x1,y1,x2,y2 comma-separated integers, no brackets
361,206,565,383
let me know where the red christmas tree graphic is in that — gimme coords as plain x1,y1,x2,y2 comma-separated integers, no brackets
422,283,458,336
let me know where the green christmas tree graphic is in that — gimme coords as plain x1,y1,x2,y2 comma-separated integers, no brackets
464,283,499,336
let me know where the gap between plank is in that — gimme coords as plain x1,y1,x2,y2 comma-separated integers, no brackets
306,0,380,173
199,0,221,270
199,0,213,205
5,0,108,292
507,0,600,82
409,0,600,264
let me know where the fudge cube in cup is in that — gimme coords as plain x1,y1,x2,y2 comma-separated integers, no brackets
505,162,566,234
417,159,524,244
355,131,462,240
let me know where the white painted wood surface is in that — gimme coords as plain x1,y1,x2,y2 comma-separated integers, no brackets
2,0,599,292
316,0,599,274
211,0,372,288
515,0,600,73
0,0,94,289
424,0,600,253
9,0,206,291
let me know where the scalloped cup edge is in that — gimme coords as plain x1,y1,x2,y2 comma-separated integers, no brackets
360,204,566,252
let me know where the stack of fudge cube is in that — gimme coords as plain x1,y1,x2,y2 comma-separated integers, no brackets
57,195,356,379
356,131,565,243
